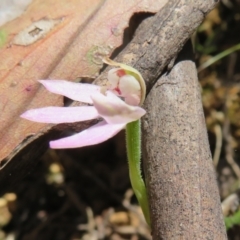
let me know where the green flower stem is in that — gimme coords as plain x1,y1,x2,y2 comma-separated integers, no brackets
126,120,151,226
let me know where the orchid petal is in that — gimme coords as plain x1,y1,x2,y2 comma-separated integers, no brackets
50,121,125,149
21,106,99,123
39,80,100,104
91,91,146,124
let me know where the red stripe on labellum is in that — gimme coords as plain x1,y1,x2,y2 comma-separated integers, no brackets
114,86,121,95
116,69,126,77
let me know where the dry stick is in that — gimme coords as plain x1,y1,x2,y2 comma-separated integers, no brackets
142,41,227,239
213,124,223,167
222,193,239,217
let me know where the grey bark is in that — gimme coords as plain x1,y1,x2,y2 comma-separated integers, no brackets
142,41,227,239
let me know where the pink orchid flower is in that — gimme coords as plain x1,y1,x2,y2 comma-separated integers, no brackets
21,71,146,149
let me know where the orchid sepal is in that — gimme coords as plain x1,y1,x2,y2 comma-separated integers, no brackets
20,106,99,124
50,121,125,149
38,80,100,104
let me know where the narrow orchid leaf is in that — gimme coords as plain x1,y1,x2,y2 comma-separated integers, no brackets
21,106,99,123
39,80,100,104
91,91,146,124
50,121,125,148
